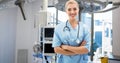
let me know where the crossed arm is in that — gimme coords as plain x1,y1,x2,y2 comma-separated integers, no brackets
54,41,89,56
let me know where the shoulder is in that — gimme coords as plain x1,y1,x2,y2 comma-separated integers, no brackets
54,22,65,32
80,22,90,32
80,22,89,28
57,22,65,26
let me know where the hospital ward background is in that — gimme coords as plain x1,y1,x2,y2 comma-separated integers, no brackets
0,0,120,63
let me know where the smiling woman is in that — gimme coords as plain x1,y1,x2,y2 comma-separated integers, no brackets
52,0,91,63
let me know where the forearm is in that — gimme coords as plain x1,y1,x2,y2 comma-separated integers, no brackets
54,46,76,55
62,45,89,54
61,40,89,54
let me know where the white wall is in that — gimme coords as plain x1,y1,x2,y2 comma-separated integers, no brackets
15,0,43,63
112,5,120,56
0,7,17,63
0,0,43,63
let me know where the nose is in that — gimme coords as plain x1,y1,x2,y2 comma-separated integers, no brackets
71,9,75,14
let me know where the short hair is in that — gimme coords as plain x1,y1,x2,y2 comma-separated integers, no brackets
65,0,79,10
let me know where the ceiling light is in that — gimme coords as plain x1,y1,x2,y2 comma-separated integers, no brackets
54,0,120,13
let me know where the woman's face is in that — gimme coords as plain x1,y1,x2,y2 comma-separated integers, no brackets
66,3,79,20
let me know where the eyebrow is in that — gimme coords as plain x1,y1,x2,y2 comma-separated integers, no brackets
67,7,77,10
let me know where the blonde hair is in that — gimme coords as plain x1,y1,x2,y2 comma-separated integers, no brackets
65,0,79,10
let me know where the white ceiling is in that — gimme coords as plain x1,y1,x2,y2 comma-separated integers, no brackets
0,0,120,10
0,0,39,9
0,0,120,5
0,0,38,4
0,0,13,3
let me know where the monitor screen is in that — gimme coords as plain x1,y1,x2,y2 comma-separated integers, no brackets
44,43,55,55
44,27,54,40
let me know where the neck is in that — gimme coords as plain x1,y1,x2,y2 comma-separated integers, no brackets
69,19,78,24
68,19,78,28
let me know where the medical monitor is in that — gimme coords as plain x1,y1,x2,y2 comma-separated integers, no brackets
43,27,54,41
44,43,55,55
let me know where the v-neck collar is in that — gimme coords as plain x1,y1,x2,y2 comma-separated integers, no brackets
67,21,80,30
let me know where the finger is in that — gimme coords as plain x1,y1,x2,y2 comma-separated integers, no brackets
80,41,86,46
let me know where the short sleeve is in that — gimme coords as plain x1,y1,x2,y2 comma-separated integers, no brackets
84,25,91,52
52,25,62,47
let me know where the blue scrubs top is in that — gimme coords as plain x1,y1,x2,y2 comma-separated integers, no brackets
52,21,91,63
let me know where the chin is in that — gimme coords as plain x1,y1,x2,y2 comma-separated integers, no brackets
70,17,76,20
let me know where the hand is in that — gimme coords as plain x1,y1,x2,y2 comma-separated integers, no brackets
80,40,86,46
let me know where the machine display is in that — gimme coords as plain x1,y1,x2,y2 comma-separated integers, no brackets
43,27,54,41
44,43,55,55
